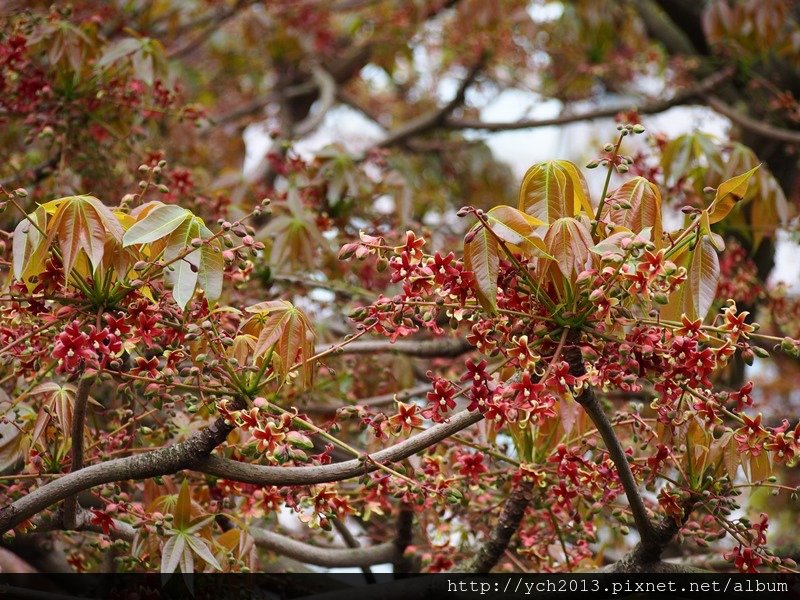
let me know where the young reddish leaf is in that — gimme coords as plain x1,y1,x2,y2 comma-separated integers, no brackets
543,217,593,281
683,235,720,320
463,224,499,313
241,301,316,388
708,165,759,224
606,177,663,246
44,195,124,278
518,160,591,223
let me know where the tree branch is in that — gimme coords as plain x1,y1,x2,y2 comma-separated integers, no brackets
293,65,337,139
250,527,398,568
331,516,376,582
444,68,733,132
61,376,94,530
197,408,483,486
706,96,800,144
0,404,241,535
564,344,658,553
463,478,534,572
375,54,487,149
315,337,473,358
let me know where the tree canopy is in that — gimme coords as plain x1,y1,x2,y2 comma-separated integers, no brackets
0,0,799,581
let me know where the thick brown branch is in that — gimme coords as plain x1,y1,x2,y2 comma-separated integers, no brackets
564,344,657,553
315,337,473,358
198,408,483,485
250,527,397,568
444,68,732,132
0,407,240,535
463,478,534,572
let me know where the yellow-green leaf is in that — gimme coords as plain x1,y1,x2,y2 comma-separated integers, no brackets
708,165,760,224
518,160,592,223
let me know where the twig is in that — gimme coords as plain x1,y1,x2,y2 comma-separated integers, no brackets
331,517,376,582
314,337,473,358
563,342,658,551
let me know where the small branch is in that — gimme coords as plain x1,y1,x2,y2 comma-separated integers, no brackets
462,478,534,572
705,96,800,144
166,0,256,59
303,383,431,414
250,527,397,568
61,376,94,530
315,337,473,358
0,154,60,188
444,68,733,132
375,54,486,149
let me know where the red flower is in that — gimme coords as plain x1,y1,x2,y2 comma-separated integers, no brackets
456,451,488,482
53,320,96,373
724,545,762,573
89,508,117,536
388,402,424,434
425,375,457,422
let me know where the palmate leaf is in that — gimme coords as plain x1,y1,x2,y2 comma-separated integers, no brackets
463,224,499,313
241,301,316,388
517,160,593,223
163,217,201,311
36,195,124,279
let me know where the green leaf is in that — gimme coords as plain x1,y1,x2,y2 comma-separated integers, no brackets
708,165,760,224
122,204,192,247
198,243,224,302
12,206,48,283
463,225,499,313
